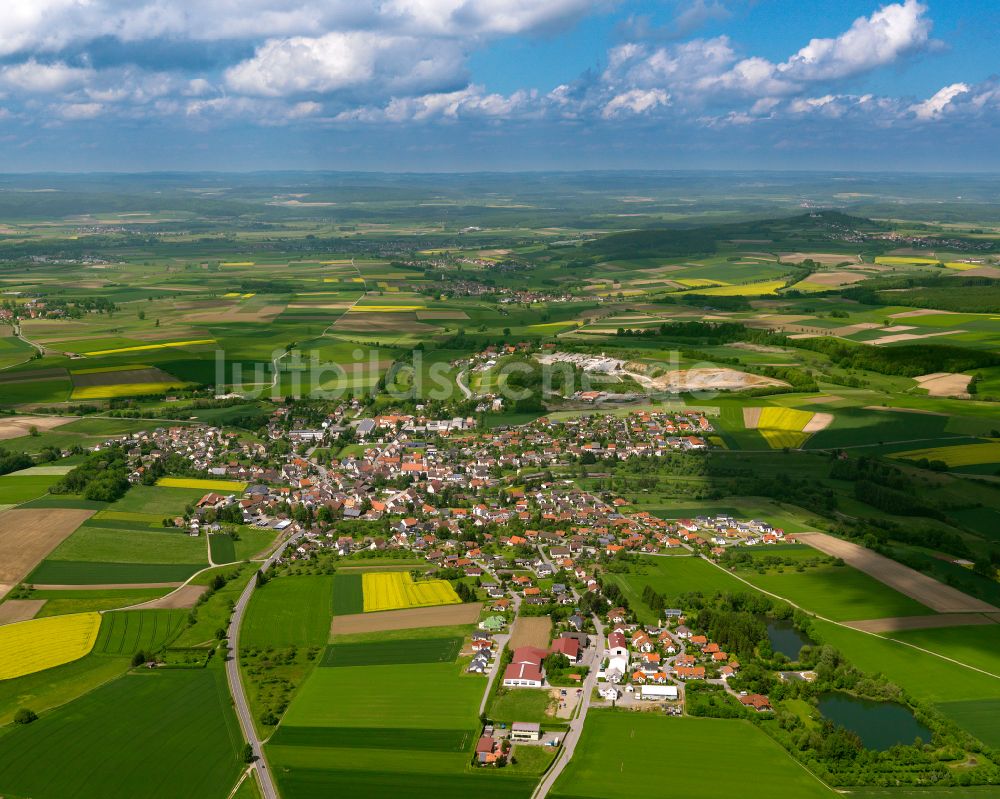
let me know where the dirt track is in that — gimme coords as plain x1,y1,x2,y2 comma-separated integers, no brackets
331,602,483,635
124,584,207,610
799,532,999,614
0,508,93,599
845,613,999,633
509,615,553,650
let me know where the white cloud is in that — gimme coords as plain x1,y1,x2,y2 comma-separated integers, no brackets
225,31,466,99
0,0,600,56
602,88,669,118
58,102,104,119
0,60,92,93
909,82,970,119
601,0,933,107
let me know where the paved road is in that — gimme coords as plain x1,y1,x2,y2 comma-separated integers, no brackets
531,618,606,799
225,532,301,799
456,368,472,399
529,543,606,799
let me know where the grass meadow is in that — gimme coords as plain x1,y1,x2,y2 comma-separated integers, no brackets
742,564,933,621
550,712,834,799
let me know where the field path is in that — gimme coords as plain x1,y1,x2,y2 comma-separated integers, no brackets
798,532,998,613
700,555,1000,681
845,613,999,633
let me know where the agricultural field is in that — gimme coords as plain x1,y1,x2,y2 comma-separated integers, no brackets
607,556,745,623
92,609,187,656
361,571,461,612
1,175,1000,799
741,564,934,621
551,712,835,799
0,667,244,799
0,612,101,679
156,477,248,492
266,619,535,799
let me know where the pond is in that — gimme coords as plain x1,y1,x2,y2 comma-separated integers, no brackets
766,619,813,660
818,692,932,750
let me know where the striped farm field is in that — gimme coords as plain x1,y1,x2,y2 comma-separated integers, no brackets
0,612,101,679
349,305,426,312
891,441,1000,467
156,477,248,491
874,256,941,265
680,280,786,296
71,381,190,400
362,572,461,613
70,364,153,375
677,278,728,288
82,339,215,356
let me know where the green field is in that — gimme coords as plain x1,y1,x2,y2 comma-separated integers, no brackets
0,473,60,504
107,484,210,515
741,564,933,621
811,620,1000,708
488,688,553,723
242,574,335,650
266,619,515,799
32,587,170,616
320,636,463,667
209,533,237,564
0,668,243,799
282,661,482,729
550,711,834,799
47,525,208,564
28,560,205,585
331,572,364,615
0,652,130,726
609,556,745,623
93,609,188,656
887,624,1000,677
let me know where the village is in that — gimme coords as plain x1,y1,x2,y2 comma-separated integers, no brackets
67,401,798,740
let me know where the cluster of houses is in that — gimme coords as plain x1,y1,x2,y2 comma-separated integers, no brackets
600,607,743,689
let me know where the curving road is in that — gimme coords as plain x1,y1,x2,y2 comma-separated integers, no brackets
456,368,472,399
225,532,302,799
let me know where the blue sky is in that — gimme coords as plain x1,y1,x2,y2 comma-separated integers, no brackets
0,0,997,171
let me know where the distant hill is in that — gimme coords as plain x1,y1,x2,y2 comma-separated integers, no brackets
583,211,887,260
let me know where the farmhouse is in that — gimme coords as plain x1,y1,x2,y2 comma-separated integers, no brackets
503,647,547,687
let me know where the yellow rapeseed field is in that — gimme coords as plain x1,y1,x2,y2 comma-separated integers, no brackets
157,477,248,492
350,305,425,312
682,280,786,296
874,256,940,265
0,612,101,680
757,407,815,449
71,381,189,400
362,571,461,613
83,339,214,356
677,278,729,288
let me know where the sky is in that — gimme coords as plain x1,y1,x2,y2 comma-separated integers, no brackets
0,0,997,171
